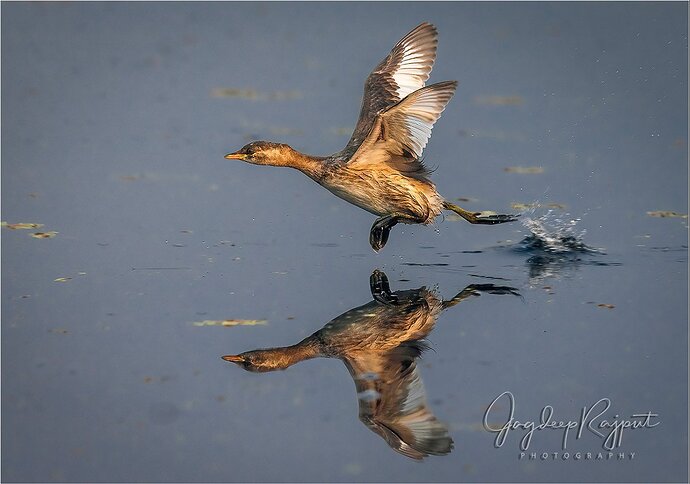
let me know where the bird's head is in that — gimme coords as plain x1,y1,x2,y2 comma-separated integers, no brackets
225,141,294,166
222,349,290,373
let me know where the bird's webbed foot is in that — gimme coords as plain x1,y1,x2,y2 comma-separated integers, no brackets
369,215,400,252
442,283,522,309
370,269,399,305
469,211,520,225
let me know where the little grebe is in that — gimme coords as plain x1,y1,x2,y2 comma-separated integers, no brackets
223,270,521,459
226,23,518,251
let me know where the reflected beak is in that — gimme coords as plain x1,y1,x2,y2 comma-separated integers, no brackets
222,354,244,363
224,152,247,160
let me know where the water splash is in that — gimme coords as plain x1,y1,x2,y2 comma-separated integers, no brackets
509,211,615,282
516,211,602,255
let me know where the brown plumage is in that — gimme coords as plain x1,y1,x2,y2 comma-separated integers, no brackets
225,23,517,251
222,270,521,460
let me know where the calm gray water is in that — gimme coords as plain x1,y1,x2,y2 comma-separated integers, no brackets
2,2,687,482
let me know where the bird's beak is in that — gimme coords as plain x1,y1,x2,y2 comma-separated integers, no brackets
224,152,247,160
222,354,244,363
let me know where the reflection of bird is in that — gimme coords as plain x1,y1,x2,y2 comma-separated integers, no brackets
225,23,517,251
223,270,520,460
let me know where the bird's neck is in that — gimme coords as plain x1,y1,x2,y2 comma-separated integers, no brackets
260,337,323,370
272,148,326,179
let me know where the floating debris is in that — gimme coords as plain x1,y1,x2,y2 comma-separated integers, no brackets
504,166,544,174
192,319,267,327
329,127,353,136
54,277,72,282
211,88,302,101
597,303,615,309
546,203,567,210
647,211,687,219
512,202,566,211
2,222,44,230
475,95,524,106
211,88,260,99
120,175,141,182
31,231,58,239
512,202,539,211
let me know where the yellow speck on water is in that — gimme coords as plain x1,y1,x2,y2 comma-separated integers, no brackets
504,166,544,174
2,222,44,230
120,175,141,181
192,319,268,327
475,95,524,106
511,202,539,210
54,277,72,282
343,462,363,476
329,126,354,136
647,210,687,219
31,231,58,239
212,87,260,99
511,202,566,210
211,88,302,101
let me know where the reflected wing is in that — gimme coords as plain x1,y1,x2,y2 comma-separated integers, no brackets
345,341,454,460
341,23,438,158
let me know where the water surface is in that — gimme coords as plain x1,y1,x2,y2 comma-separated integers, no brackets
2,2,687,482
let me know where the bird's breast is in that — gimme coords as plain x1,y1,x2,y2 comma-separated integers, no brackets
320,168,443,222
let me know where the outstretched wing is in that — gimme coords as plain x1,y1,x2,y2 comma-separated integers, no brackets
348,81,457,176
341,23,438,158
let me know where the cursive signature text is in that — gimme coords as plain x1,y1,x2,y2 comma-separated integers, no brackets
483,391,659,451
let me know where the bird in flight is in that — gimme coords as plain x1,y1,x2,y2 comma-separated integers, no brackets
226,22,517,251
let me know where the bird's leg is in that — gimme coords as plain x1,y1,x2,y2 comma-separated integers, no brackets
442,284,522,310
369,270,399,305
443,201,519,225
369,215,401,252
